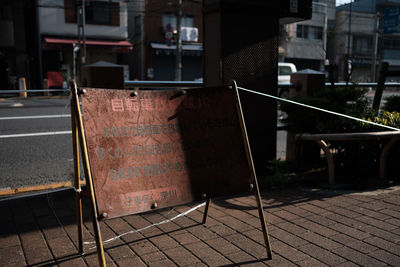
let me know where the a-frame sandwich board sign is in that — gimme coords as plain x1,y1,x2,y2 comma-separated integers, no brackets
70,80,272,266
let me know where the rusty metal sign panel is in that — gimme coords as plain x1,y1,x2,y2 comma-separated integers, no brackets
81,87,252,219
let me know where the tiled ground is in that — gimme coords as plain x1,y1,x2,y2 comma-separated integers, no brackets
1,186,400,266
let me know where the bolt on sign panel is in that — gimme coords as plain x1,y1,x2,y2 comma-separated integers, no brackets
81,87,252,219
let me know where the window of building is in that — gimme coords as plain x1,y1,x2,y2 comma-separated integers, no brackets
383,38,400,49
85,2,111,25
134,16,141,36
64,0,120,26
162,13,194,30
352,36,372,55
296,24,323,40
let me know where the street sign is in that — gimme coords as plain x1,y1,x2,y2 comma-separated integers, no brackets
71,82,273,266
165,22,173,46
80,87,253,219
384,7,400,35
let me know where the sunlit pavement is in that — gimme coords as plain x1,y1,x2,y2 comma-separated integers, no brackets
1,186,400,266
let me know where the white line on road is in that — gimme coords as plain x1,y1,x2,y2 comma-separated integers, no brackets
0,131,72,138
0,114,71,120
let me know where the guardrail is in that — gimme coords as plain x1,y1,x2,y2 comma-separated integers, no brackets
0,89,69,94
1,81,399,95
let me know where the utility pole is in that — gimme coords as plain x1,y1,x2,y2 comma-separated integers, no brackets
75,0,86,82
346,0,352,83
78,0,86,64
175,0,182,81
371,12,380,82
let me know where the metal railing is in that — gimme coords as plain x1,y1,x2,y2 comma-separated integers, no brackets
1,81,400,95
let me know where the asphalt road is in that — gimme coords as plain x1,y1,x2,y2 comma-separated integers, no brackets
0,97,74,189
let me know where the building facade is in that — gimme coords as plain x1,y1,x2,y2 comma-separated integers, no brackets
332,0,400,82
279,0,335,72
0,0,39,89
128,0,203,81
40,0,131,87
0,0,132,90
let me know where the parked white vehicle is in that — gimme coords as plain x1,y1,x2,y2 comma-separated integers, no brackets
278,62,297,98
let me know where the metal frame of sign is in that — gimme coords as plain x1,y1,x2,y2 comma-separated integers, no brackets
70,80,272,267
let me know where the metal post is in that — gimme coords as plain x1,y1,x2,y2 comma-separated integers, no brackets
71,82,106,267
371,13,380,82
346,0,352,83
231,80,272,259
175,0,182,81
373,61,388,112
81,0,86,64
202,199,211,224
71,96,84,255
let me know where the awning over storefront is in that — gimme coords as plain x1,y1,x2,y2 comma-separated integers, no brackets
150,42,202,56
44,37,133,51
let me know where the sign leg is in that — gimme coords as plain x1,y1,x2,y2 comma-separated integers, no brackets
253,186,272,259
231,80,272,259
202,199,211,224
71,82,107,267
71,100,84,255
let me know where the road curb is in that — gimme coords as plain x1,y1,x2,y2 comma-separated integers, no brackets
0,180,86,197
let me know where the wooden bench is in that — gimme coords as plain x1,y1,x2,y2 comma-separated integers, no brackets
296,131,400,184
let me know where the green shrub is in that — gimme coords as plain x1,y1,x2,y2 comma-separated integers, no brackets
280,85,400,183
280,86,370,134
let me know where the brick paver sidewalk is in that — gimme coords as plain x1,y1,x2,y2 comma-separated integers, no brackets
1,186,400,266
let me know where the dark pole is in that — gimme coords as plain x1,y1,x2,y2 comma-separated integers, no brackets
346,0,352,83
175,0,182,81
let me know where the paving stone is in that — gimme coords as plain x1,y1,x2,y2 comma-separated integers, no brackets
385,217,400,227
225,233,269,258
330,234,378,254
296,255,330,267
242,228,267,244
163,246,201,266
187,225,218,241
169,231,198,245
270,228,308,247
58,257,87,267
140,251,170,264
299,203,330,215
333,246,386,267
362,225,400,242
24,245,54,266
273,209,301,221
47,236,78,258
0,233,20,249
301,231,343,250
115,255,147,267
328,222,371,240
276,222,307,235
107,244,136,261
150,234,180,250
271,240,309,263
325,213,368,229
129,239,159,256
264,254,296,267
369,249,400,266
356,215,398,231
205,237,242,255
297,220,338,237
298,243,347,266
363,236,400,256
225,250,257,264
0,245,26,266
